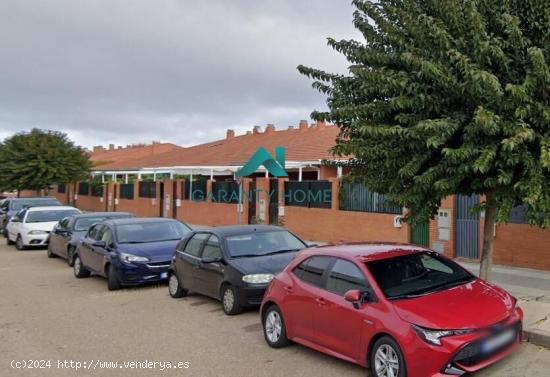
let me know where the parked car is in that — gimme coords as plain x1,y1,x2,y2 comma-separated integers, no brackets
168,225,308,315
73,218,191,290
260,244,523,377
1,197,62,237
6,206,81,250
47,212,135,265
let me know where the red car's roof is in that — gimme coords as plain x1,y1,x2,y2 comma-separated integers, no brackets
302,243,429,262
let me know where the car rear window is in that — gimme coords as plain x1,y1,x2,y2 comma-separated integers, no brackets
293,256,332,288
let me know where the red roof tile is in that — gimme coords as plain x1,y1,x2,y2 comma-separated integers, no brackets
94,123,340,171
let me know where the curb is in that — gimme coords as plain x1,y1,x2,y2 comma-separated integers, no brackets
525,328,550,349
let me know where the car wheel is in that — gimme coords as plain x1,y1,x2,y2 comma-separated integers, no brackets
168,273,187,298
263,305,290,348
221,285,243,315
46,243,56,258
67,246,76,266
370,336,406,377
73,255,90,278
6,236,15,245
107,264,121,291
15,235,26,250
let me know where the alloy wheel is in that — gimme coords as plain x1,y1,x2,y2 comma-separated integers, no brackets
74,257,81,275
374,344,400,377
168,275,179,296
265,311,282,344
223,288,235,312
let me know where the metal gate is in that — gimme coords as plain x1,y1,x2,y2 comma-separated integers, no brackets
456,194,480,259
410,221,429,247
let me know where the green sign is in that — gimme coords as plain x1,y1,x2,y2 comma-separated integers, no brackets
236,147,287,178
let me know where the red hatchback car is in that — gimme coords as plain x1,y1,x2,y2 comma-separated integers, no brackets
260,244,523,377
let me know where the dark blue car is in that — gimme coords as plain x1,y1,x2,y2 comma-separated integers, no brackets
73,218,191,290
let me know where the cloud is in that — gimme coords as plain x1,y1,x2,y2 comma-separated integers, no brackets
0,0,360,147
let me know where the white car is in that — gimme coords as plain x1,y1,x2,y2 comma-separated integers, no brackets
6,206,81,250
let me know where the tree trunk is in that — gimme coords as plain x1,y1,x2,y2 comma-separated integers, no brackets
17,190,20,198
479,197,498,281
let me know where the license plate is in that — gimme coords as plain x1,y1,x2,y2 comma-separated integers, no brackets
160,272,168,279
482,329,515,353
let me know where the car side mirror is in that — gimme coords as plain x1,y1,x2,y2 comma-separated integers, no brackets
10,218,20,223
92,240,106,248
344,289,363,309
202,256,222,264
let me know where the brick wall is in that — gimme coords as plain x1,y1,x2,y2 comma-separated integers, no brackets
284,206,409,244
493,224,550,270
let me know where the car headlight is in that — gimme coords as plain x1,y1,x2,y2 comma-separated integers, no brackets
119,252,149,263
412,325,474,346
242,274,274,284
28,230,48,235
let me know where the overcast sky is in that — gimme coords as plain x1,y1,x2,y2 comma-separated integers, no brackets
0,0,359,148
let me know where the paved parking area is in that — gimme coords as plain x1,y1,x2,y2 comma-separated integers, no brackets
1,243,549,377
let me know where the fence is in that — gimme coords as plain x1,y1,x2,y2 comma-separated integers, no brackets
185,180,207,201
119,184,134,200
284,180,332,209
339,181,401,214
139,181,156,198
91,184,104,197
77,182,89,196
212,181,239,203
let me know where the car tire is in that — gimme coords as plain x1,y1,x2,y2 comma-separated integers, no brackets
370,336,407,377
107,264,121,291
73,254,90,278
46,243,56,258
15,235,26,250
6,236,15,245
67,246,76,266
263,305,290,348
221,285,243,315
168,273,187,298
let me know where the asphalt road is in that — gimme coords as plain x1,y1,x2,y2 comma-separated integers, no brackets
1,243,549,377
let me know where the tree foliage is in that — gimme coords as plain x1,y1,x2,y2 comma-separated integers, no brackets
0,129,91,193
299,0,549,228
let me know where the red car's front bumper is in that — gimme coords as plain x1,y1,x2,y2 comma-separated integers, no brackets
403,308,523,377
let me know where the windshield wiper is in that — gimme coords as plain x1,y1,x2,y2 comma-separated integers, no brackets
231,254,265,258
263,248,300,256
388,292,429,300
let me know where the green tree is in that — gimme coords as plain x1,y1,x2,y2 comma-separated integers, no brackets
299,0,549,280
0,129,92,196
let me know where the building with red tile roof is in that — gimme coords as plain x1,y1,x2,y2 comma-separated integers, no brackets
90,121,344,180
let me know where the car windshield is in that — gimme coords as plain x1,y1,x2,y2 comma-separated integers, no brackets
225,231,306,258
368,252,474,300
116,221,190,244
12,200,60,211
74,216,131,231
26,210,79,223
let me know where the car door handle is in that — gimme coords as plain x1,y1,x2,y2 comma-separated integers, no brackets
283,286,293,293
315,297,326,306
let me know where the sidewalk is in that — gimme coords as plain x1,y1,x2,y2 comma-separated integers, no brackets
459,261,550,348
